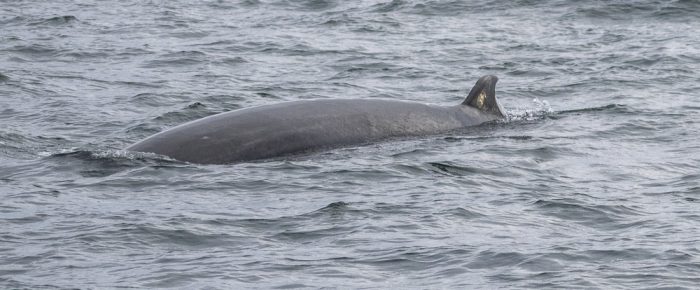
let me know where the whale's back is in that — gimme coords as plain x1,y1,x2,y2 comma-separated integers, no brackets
127,75,504,164
127,99,488,163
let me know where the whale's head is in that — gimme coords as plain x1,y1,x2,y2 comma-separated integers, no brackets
462,75,505,118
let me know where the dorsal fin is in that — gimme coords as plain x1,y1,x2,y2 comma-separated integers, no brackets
462,75,505,117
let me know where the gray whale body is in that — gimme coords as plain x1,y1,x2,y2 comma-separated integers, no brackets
126,75,505,164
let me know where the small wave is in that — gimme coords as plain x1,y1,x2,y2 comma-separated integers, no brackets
5,44,60,58
227,201,362,242
370,0,407,13
142,51,209,68
321,14,363,28
29,15,78,26
283,201,360,224
130,92,186,107
219,56,248,66
234,201,360,227
204,93,246,104
112,80,164,88
259,43,342,57
466,251,528,269
531,199,644,230
272,225,354,241
408,0,494,16
168,31,210,39
558,104,632,115
0,73,8,82
443,207,485,219
576,4,654,20
652,1,700,20
241,0,261,6
577,2,700,21
99,223,234,248
277,0,338,11
427,161,506,177
0,16,25,25
1,132,72,160
56,50,111,60
153,102,214,127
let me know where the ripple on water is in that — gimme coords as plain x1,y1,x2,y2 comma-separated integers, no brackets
466,250,528,269
151,102,215,126
5,44,62,58
530,199,648,231
369,0,407,13
576,2,700,21
427,161,508,177
142,51,210,68
276,0,339,11
27,15,79,26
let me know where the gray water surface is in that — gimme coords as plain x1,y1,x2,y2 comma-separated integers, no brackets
1,0,700,288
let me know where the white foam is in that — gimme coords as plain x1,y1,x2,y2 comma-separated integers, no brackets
504,98,554,122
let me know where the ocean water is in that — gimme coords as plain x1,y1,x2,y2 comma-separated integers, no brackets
1,0,699,288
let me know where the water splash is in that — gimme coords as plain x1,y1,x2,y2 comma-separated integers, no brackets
504,98,554,122
89,149,167,161
37,147,78,157
45,149,178,165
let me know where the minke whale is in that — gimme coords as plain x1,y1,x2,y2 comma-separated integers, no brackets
126,75,506,164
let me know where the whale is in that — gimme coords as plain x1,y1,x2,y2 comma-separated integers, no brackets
126,75,505,164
